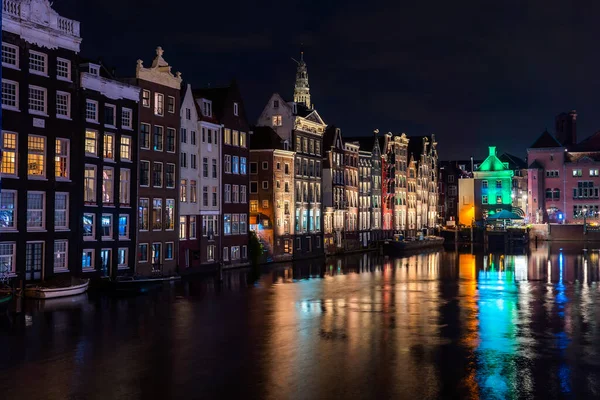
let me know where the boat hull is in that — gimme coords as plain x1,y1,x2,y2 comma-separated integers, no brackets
25,280,89,299
383,237,445,254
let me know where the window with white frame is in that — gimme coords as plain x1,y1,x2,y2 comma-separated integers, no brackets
224,155,231,173
153,126,164,151
262,181,269,190
118,215,129,239
152,199,162,230
85,130,97,156
138,244,148,263
240,185,247,203
118,248,128,269
138,199,149,230
56,91,70,118
104,104,116,127
102,167,114,204
101,214,113,239
272,115,282,127
203,100,212,117
84,165,97,204
166,163,176,189
166,128,176,152
54,241,68,272
0,243,16,274
1,131,17,176
2,43,18,69
29,50,47,75
120,169,131,206
240,214,247,234
154,93,164,116
190,180,197,203
152,243,162,263
55,138,69,179
234,102,239,116
232,214,239,234
142,90,150,108
190,216,197,239
232,185,239,203
82,249,95,270
180,179,187,202
83,213,95,239
27,135,45,177
240,132,246,148
231,246,240,260
56,58,71,81
140,123,150,149
165,242,174,260
224,184,231,203
2,79,19,110
26,192,45,230
55,192,68,230
121,108,132,129
86,99,98,122
168,96,175,113
207,245,215,262
28,85,47,115
179,216,187,240
0,191,17,231
120,136,131,161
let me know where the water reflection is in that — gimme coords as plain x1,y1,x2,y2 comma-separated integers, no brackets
2,243,600,399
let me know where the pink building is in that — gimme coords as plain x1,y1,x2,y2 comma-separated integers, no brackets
527,111,600,224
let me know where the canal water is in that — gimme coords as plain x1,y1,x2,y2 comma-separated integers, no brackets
1,243,600,399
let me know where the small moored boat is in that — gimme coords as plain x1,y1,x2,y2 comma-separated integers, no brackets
383,235,445,254
93,275,180,294
25,278,89,299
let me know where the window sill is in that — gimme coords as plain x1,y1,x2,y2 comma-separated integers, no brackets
120,204,132,208
28,176,47,181
102,238,114,241
56,114,72,120
0,174,18,179
56,76,72,83
29,70,49,77
2,106,20,112
86,119,99,124
83,269,96,273
83,238,96,241
0,229,18,233
119,238,130,241
104,124,117,130
122,126,133,131
27,229,47,232
3,63,20,71
103,159,116,163
55,228,71,232
84,204,98,207
117,266,129,270
121,159,132,163
56,178,71,183
28,110,48,117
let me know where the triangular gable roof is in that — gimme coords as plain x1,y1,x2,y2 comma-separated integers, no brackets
478,146,510,172
323,125,343,151
304,110,326,126
569,131,600,152
528,160,544,169
529,130,562,149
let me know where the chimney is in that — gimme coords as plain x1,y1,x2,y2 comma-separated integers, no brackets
488,146,497,157
555,110,577,146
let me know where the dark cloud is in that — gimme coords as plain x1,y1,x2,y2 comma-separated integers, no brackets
55,0,600,160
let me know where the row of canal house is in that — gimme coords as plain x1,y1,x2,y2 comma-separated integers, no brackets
247,51,440,257
0,0,250,283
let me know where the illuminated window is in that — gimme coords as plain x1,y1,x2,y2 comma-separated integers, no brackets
118,215,129,239
27,135,45,177
190,180,197,203
103,133,114,160
102,167,114,204
496,195,502,204
120,136,131,161
154,93,164,116
152,199,162,230
179,216,187,240
165,199,175,230
84,165,97,204
138,199,149,230
272,115,282,127
180,179,187,202
482,180,488,189
120,169,130,206
1,131,17,175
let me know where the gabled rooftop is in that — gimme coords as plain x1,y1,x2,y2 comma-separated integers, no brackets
529,130,562,149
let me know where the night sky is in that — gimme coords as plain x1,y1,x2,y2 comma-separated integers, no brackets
55,0,600,161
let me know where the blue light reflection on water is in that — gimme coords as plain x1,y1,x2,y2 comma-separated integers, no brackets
556,251,572,394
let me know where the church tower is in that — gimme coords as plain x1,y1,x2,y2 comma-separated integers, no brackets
293,51,312,109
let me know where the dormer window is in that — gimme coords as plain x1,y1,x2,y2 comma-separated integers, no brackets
273,100,279,108
203,100,212,117
234,102,239,116
89,64,100,76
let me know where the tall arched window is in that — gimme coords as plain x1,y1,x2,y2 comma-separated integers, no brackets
545,189,553,199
